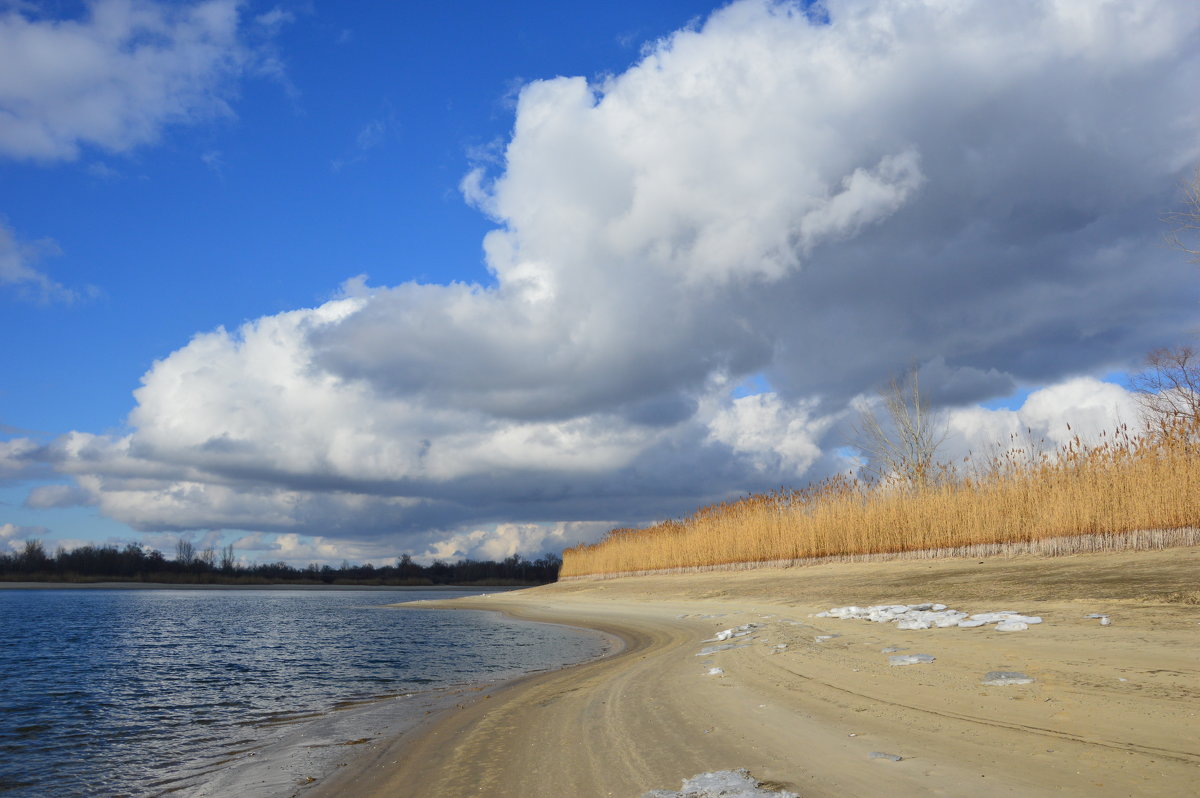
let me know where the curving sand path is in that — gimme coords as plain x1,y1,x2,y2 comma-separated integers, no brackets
309,547,1200,797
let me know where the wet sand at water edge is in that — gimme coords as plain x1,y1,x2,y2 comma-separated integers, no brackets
308,547,1200,797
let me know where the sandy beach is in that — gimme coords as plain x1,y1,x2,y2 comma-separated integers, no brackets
309,547,1200,798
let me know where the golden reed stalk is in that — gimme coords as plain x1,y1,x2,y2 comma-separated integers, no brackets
560,419,1200,579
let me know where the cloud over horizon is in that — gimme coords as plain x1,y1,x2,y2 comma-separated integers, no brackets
20,0,1200,561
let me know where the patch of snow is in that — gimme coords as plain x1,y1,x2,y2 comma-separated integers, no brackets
896,619,932,630
994,621,1028,632
708,624,758,642
707,668,724,676
888,654,935,666
643,769,798,798
697,643,751,656
818,604,1042,632
981,671,1034,686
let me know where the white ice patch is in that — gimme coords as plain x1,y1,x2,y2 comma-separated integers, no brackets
994,621,1028,632
818,604,1041,632
697,643,751,656
708,624,758,642
643,769,798,798
888,654,935,666
707,667,725,676
981,671,1034,686
896,619,932,630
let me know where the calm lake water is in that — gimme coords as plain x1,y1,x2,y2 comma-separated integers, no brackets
0,588,606,797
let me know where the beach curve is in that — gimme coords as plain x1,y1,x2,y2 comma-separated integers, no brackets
307,547,1200,798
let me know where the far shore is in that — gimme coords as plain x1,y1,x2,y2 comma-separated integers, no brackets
304,546,1200,798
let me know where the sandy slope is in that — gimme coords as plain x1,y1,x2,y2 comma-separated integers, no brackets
309,548,1200,798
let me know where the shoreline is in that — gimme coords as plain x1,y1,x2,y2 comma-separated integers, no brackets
176,602,620,798
306,546,1200,798
182,681,523,798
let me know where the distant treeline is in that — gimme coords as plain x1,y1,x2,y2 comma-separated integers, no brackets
0,539,561,586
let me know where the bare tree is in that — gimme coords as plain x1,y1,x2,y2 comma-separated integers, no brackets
175,538,195,566
1165,166,1200,261
1130,345,1200,431
21,539,49,569
855,366,948,488
220,543,237,572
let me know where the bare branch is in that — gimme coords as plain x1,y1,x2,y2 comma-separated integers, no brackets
854,366,948,489
1164,166,1200,260
1131,345,1200,433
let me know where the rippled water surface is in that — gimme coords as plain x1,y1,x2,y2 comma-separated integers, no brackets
0,588,605,797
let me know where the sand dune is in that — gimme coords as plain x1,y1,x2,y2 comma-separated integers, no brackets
309,547,1200,797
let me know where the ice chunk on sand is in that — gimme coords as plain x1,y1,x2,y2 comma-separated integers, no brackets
707,668,724,676
819,604,1038,631
814,635,838,642
982,671,1034,686
896,619,932,630
869,752,903,761
710,624,757,642
888,654,935,666
642,769,799,798
994,621,1028,632
968,612,1012,623
697,643,751,656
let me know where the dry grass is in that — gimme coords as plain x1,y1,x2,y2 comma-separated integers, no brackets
561,419,1200,578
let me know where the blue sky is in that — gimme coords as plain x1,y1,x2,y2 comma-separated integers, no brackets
2,0,1199,566
2,0,719,432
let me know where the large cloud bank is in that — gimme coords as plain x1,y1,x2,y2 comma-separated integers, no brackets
16,0,1200,560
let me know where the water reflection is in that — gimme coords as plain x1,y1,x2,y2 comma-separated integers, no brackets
0,589,603,797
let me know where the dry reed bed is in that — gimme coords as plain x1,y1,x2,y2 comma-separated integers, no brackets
561,422,1200,578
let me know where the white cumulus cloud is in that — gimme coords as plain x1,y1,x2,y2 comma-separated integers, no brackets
944,378,1144,465
0,0,270,161
36,0,1200,559
0,522,48,553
